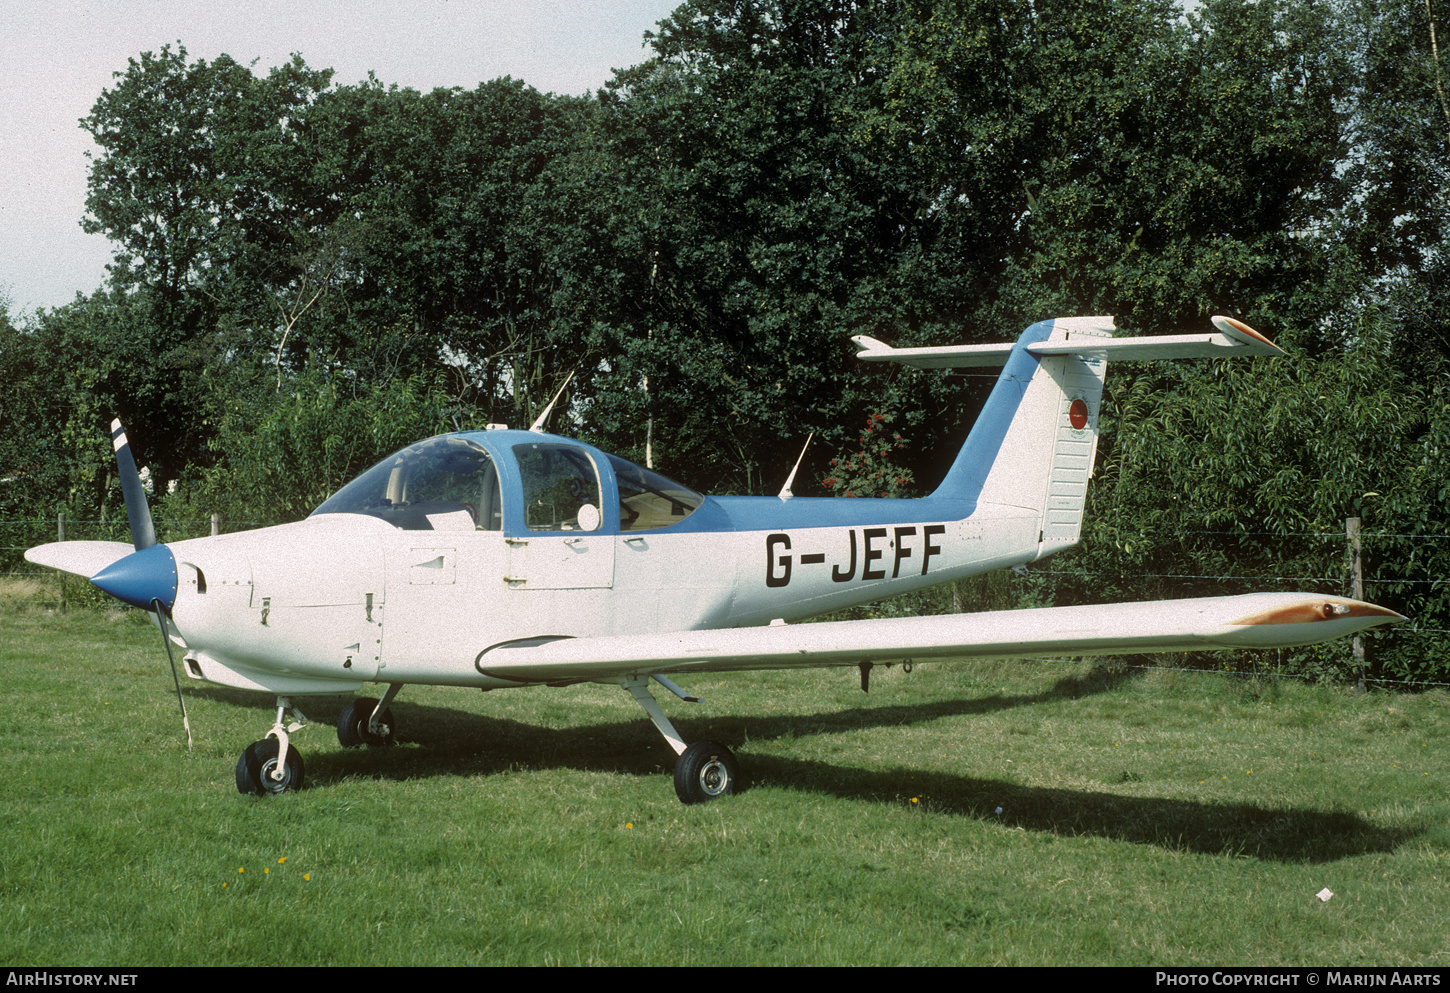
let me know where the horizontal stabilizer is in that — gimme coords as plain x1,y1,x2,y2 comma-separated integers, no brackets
853,316,1283,369
850,335,1021,369
24,541,137,579
477,593,1403,683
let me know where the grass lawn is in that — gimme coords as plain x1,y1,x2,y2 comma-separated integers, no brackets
1,609,1446,966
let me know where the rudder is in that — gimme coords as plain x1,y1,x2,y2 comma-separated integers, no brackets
962,318,1110,558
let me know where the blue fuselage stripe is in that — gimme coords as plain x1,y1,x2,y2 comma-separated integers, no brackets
657,494,979,534
378,324,1052,540
929,320,1052,502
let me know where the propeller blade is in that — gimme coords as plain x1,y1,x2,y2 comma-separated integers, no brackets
151,599,194,752
109,423,191,750
111,419,157,551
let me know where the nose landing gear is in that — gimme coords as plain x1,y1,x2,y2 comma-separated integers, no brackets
235,697,308,795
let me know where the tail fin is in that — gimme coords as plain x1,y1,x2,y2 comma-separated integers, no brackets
853,315,1283,559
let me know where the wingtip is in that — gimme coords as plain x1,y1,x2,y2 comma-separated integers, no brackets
1211,315,1284,353
851,334,890,353
1228,597,1405,628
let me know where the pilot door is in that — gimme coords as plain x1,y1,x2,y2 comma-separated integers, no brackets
373,438,509,674
506,442,614,590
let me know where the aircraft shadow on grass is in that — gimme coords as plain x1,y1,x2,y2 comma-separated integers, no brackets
184,676,1411,864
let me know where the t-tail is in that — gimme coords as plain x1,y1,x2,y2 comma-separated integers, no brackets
854,315,1284,560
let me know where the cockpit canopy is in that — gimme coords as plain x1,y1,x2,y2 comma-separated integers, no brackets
311,434,704,533
607,453,705,531
313,435,502,531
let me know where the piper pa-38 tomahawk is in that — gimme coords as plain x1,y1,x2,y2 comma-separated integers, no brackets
27,316,1404,802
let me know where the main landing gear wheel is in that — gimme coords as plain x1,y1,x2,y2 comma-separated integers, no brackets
235,738,305,795
337,697,394,748
674,740,739,804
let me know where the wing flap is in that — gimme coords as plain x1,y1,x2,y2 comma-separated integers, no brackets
477,593,1402,683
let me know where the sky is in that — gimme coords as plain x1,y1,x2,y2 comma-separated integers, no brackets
0,0,682,316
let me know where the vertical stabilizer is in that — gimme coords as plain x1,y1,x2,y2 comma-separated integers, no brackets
964,319,1109,558
928,319,1111,558
854,314,1281,561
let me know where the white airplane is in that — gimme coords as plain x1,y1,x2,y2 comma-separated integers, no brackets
26,316,1404,802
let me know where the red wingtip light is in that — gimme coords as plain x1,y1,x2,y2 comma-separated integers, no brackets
1229,598,1405,627
1211,315,1277,349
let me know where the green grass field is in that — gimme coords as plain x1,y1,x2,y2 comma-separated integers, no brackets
2,608,1446,966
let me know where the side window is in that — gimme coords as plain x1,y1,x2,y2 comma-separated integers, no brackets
607,454,704,531
514,443,602,532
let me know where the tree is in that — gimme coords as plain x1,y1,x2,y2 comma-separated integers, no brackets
78,46,339,484
584,0,946,492
316,78,603,424
81,46,335,319
174,368,457,525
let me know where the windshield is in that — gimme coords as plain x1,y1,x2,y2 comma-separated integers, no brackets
607,454,704,531
312,436,501,531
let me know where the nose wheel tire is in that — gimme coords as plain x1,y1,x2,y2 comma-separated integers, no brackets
674,740,738,804
337,697,395,748
236,738,305,795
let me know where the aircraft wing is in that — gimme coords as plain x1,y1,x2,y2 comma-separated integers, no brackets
25,540,136,579
476,593,1402,684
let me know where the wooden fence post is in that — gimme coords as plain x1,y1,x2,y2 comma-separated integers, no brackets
57,509,66,613
1347,517,1365,691
211,512,220,537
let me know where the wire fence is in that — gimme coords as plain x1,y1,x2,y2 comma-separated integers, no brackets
1021,522,1450,688
1,513,281,611
4,514,1447,688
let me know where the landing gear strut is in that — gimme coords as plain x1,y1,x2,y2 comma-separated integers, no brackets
235,697,308,795
337,683,401,748
622,675,739,804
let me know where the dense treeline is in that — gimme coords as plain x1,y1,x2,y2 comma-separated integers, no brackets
3,0,1448,680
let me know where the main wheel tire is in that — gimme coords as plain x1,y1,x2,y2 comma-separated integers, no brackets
235,739,305,796
673,740,739,804
337,697,394,748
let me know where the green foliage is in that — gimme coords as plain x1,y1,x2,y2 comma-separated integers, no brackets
861,0,1356,330
1069,304,1450,682
583,0,915,490
303,77,604,418
169,369,457,525
0,292,187,518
